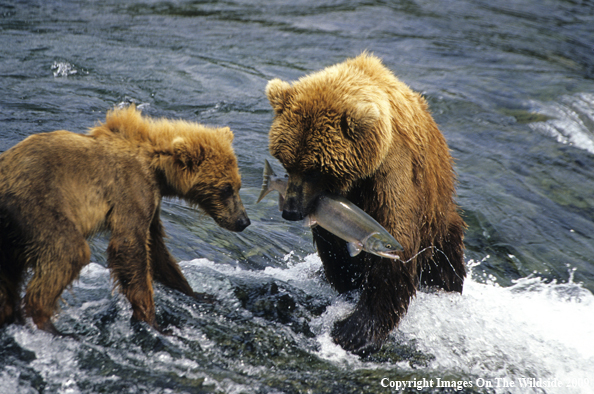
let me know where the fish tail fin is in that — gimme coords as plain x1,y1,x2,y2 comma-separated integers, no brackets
257,159,276,203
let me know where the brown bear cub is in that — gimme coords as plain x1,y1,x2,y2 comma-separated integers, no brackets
266,53,466,355
0,106,250,335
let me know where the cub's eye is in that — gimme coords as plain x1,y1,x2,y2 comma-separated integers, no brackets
220,184,234,199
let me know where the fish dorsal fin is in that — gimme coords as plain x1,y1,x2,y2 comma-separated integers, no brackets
347,242,362,257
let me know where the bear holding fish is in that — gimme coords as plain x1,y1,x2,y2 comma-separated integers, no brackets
263,53,466,356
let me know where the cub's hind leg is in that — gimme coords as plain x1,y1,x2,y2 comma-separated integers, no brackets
0,248,26,327
0,216,26,327
23,229,91,335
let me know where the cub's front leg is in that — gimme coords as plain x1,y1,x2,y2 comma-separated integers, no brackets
148,209,214,303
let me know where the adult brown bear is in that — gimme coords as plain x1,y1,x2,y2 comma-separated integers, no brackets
0,106,250,335
266,53,466,355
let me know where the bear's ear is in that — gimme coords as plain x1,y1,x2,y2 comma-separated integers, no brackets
219,126,234,143
340,102,380,141
172,137,204,170
266,78,293,114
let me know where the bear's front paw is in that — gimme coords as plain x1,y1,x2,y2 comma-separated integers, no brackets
331,311,385,357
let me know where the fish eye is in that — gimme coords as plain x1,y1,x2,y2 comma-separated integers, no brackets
385,243,392,249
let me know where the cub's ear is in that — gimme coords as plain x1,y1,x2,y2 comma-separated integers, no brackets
219,126,234,143
340,102,380,141
172,137,204,170
265,78,293,114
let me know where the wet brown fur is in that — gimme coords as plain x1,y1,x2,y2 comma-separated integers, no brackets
0,106,249,334
266,53,466,355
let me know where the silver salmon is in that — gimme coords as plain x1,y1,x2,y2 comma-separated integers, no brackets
258,159,403,259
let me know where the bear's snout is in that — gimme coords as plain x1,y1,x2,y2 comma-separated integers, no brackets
282,175,307,221
281,173,321,221
233,212,251,232
282,202,305,221
218,207,250,232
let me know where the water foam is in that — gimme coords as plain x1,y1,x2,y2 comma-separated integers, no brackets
305,255,594,393
188,254,594,392
51,62,78,77
528,92,594,154
401,267,593,392
6,257,593,393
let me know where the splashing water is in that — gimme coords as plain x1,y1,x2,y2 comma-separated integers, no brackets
306,256,594,393
400,264,593,392
529,93,594,154
51,62,78,78
1,255,593,393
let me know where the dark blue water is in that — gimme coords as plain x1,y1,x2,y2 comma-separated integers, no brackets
1,1,594,393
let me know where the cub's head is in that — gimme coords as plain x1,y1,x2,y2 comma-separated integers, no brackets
265,74,392,221
169,126,250,232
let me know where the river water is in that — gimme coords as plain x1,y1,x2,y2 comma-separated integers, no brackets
1,1,594,393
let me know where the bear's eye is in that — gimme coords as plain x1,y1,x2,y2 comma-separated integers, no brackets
220,184,234,199
340,112,350,134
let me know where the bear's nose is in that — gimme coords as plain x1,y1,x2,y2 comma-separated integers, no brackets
235,215,251,232
282,207,305,221
282,195,306,221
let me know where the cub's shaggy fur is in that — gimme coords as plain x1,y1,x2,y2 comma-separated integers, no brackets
0,106,249,335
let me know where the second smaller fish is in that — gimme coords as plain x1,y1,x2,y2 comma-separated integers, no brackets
258,159,404,260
